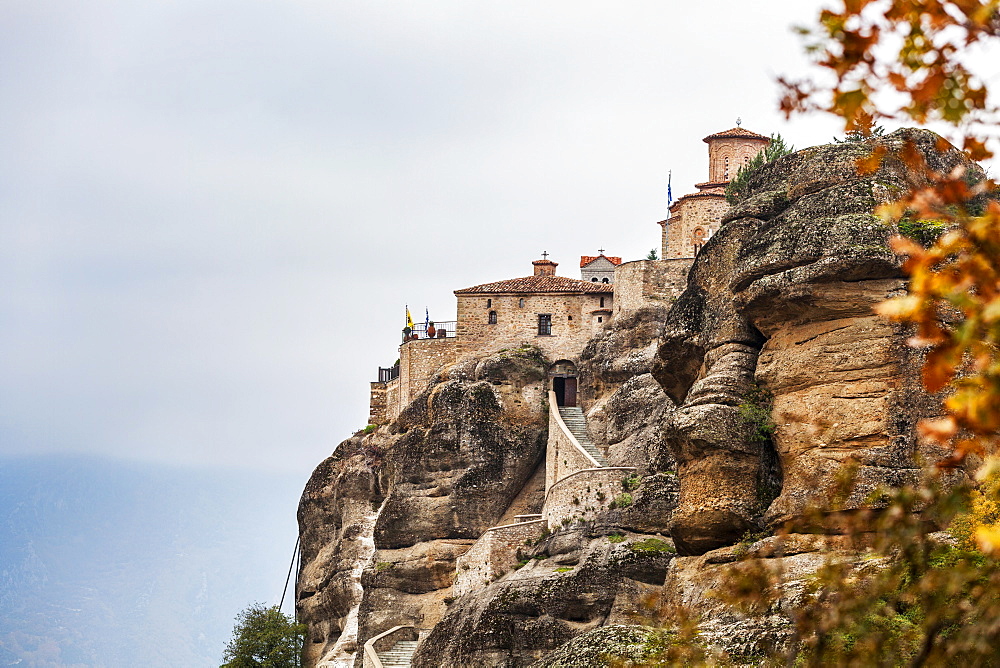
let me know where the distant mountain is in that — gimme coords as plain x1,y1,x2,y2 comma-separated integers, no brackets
0,455,308,667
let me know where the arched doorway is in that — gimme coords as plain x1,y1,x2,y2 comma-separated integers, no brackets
549,360,578,407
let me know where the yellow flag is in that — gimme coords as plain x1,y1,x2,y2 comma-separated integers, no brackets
406,306,414,329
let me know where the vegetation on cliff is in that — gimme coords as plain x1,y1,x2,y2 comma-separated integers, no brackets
221,603,305,668
731,0,1000,663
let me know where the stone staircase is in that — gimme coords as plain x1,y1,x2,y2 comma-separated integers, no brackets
557,406,607,466
376,638,418,667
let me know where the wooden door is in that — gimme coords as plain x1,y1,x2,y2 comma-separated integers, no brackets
564,377,577,407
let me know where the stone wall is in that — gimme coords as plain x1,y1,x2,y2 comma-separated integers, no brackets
456,292,611,363
384,378,400,423
580,257,617,283
392,337,461,419
612,259,692,315
707,138,769,183
369,382,387,425
546,396,602,492
452,519,546,598
542,467,637,530
663,195,729,260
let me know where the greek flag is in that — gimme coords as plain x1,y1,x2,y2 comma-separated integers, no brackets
667,170,673,207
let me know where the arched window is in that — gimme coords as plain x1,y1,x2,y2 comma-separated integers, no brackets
724,156,730,180
488,310,497,324
601,277,609,283
693,227,706,256
591,277,599,282
518,298,525,308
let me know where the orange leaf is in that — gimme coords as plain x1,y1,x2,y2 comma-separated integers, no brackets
963,135,994,161
917,416,958,444
874,294,923,320
855,144,888,175
923,346,958,393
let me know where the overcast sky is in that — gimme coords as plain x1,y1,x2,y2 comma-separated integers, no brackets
3,1,995,476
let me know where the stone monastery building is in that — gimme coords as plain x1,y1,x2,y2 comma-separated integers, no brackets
660,125,769,260
354,127,772,664
369,125,769,425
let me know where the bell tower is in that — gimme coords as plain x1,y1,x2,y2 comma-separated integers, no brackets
658,123,770,260
704,123,770,184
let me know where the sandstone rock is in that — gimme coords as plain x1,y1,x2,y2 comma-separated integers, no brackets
528,624,666,668
412,526,676,667
578,306,677,474
297,438,382,667
653,129,979,554
299,129,987,667
296,347,549,667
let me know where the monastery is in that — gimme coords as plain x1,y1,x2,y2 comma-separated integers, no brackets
368,124,770,425
346,124,773,667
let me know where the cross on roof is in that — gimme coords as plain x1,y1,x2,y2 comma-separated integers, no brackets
598,248,605,254
736,116,742,127
541,251,549,260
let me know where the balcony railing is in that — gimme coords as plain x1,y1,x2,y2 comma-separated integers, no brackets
377,365,400,383
403,320,457,342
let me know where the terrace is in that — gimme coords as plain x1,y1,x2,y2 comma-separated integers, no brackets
402,320,457,342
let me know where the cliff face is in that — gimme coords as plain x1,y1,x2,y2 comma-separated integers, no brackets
298,129,981,667
297,347,549,666
653,128,977,555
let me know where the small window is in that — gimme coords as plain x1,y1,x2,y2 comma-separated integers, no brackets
599,297,605,308
519,298,525,308
724,156,730,180
537,314,552,336
601,277,609,283
598,316,603,323
591,277,598,282
488,310,497,324
486,298,492,308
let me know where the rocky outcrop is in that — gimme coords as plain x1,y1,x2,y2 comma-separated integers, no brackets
412,522,677,667
579,305,677,473
653,128,979,555
297,347,549,666
299,129,982,666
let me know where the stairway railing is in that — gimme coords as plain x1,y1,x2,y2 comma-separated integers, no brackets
362,625,419,668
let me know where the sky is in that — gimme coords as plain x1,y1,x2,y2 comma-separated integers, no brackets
3,1,995,477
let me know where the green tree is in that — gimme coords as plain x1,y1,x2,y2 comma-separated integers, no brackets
646,248,658,260
220,603,305,668
724,133,794,204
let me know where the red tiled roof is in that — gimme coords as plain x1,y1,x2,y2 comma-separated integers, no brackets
579,254,623,268
455,275,613,295
703,127,769,142
669,191,727,211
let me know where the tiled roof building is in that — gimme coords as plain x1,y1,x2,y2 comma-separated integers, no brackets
659,124,769,260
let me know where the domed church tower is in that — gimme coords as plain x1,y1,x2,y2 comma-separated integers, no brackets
659,124,769,260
